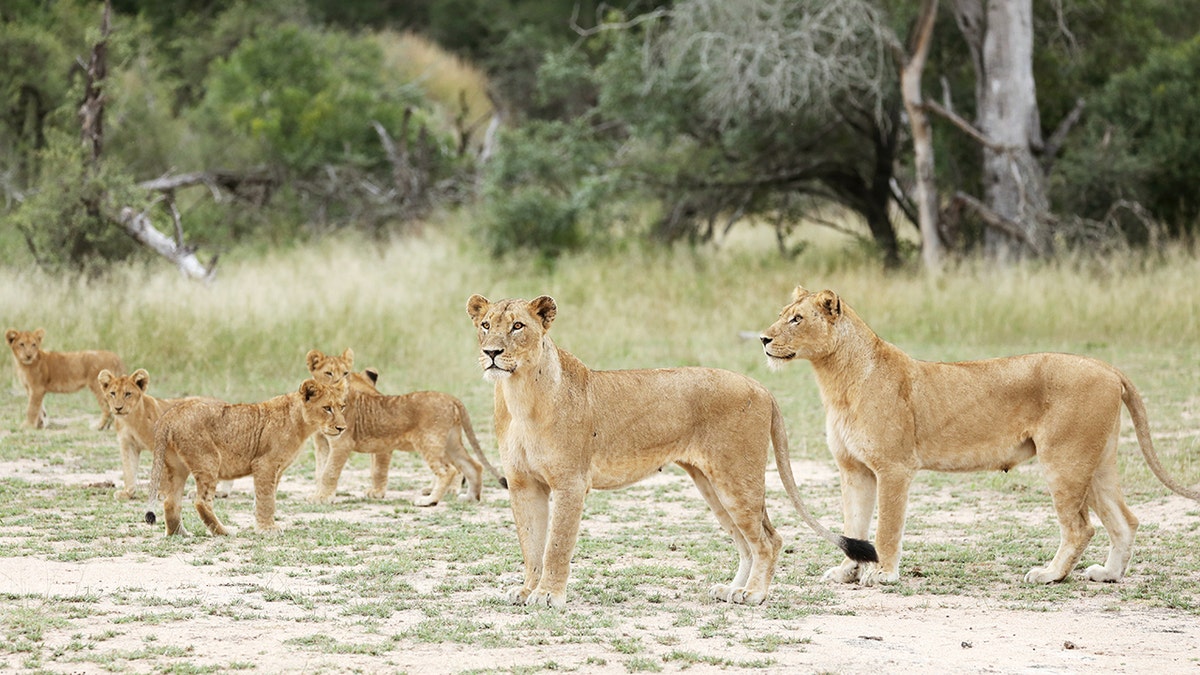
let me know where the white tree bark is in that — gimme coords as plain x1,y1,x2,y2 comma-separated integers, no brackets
953,0,1050,260
898,0,943,272
115,208,216,282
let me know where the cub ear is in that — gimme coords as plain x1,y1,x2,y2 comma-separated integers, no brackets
529,295,557,330
33,328,45,342
300,379,321,402
305,349,323,373
791,286,810,303
364,368,379,385
97,369,114,387
341,348,354,368
132,368,150,392
5,329,17,345
466,294,490,322
814,289,842,319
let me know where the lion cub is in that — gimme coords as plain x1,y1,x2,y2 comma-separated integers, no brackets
761,286,1200,586
99,368,183,499
468,294,874,607
6,328,124,430
305,347,504,505
145,379,347,536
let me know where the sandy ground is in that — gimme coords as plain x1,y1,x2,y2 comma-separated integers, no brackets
1,416,1198,673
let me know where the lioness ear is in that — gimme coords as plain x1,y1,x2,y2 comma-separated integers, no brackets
132,368,150,392
341,348,354,368
305,349,323,373
529,295,557,330
791,286,809,303
814,290,842,319
97,369,114,387
467,294,490,322
364,368,379,385
5,329,17,346
300,379,321,402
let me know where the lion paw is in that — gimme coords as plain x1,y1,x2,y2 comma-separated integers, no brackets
525,588,567,608
307,492,335,505
113,488,136,501
1083,564,1122,583
254,524,282,536
859,567,900,587
505,586,532,605
729,588,767,605
1023,566,1064,584
414,495,439,507
365,488,386,500
822,562,863,584
708,584,735,603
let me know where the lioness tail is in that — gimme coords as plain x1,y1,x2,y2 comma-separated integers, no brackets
770,398,878,563
1121,372,1200,502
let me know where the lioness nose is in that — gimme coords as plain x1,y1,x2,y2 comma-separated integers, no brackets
760,336,772,346
484,348,503,360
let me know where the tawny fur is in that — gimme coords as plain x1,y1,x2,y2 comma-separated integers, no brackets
145,379,347,536
760,286,1200,586
6,328,124,430
467,294,873,608
310,387,505,506
305,348,381,482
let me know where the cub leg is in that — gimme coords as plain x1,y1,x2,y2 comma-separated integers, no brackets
114,436,140,500
23,388,47,429
88,380,113,430
505,475,550,605
310,438,355,503
825,452,878,584
860,466,915,586
526,482,587,608
414,456,459,506
192,471,229,536
443,429,484,501
367,451,393,499
313,434,331,482
251,466,285,534
161,458,190,536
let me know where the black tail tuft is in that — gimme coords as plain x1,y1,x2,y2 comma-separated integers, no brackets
144,511,157,525
840,536,878,563
499,477,509,490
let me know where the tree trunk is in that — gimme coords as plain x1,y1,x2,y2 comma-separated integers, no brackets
953,0,1050,260
899,0,942,272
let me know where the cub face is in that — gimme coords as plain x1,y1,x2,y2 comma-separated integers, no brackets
306,348,354,385
5,328,45,366
760,287,843,368
98,368,150,416
300,378,348,437
466,295,557,382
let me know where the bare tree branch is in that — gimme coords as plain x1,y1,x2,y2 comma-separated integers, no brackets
952,190,1045,255
924,99,1002,150
114,208,217,282
1040,97,1085,173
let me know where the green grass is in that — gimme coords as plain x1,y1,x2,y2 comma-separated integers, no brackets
0,221,1197,671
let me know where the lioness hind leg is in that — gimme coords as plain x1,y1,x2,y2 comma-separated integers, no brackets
1084,431,1139,582
1026,468,1095,583
682,463,781,605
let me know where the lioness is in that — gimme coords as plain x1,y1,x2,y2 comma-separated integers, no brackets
760,286,1200,586
6,328,124,430
467,294,875,607
312,386,506,506
144,379,348,536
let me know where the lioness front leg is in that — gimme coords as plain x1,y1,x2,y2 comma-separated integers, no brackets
525,485,587,608
824,454,877,584
505,476,550,605
858,468,913,586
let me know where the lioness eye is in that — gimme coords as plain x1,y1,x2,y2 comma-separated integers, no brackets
789,315,802,324
512,322,524,331
481,321,490,331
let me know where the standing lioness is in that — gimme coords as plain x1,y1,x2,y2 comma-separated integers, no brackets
760,286,1200,586
6,327,124,429
467,294,875,608
145,379,348,536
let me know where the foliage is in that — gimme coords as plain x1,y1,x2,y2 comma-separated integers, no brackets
1055,36,1200,235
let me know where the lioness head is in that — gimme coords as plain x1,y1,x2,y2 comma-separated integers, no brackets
306,348,354,385
5,328,45,366
466,294,557,382
98,368,150,416
300,378,348,437
760,287,843,368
